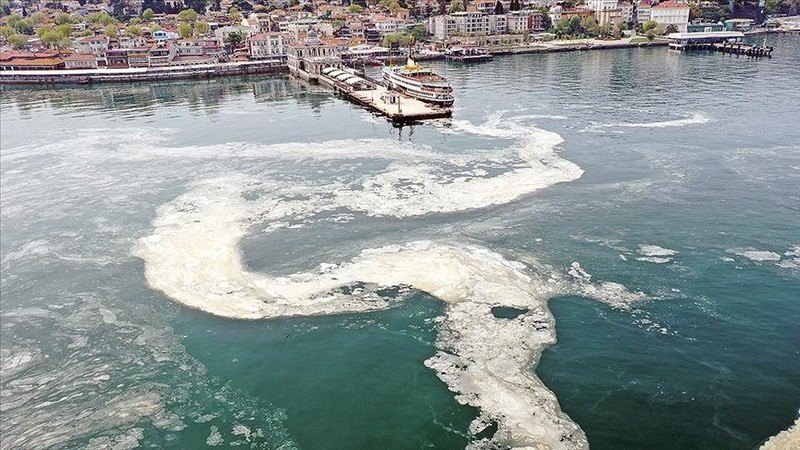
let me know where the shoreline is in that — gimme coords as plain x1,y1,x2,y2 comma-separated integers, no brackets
3,30,794,86
0,60,287,86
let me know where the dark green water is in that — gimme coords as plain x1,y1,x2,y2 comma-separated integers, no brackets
1,34,798,449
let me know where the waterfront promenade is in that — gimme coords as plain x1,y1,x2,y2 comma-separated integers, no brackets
0,60,286,85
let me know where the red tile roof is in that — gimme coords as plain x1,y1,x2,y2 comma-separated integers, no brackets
653,1,690,8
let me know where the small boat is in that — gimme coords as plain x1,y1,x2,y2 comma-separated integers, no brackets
445,46,494,62
381,57,454,106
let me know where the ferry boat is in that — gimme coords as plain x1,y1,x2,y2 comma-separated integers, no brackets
445,46,494,62
381,57,454,107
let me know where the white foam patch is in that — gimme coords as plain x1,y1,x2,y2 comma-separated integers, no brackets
132,116,646,449
637,245,678,264
733,250,782,262
591,113,712,130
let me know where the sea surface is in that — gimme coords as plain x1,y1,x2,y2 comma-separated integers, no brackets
1,34,798,449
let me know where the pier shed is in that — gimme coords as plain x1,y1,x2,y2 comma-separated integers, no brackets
667,31,744,50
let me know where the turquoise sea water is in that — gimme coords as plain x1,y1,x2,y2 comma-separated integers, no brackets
1,34,798,449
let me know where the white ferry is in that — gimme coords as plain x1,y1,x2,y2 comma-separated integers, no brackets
381,57,454,107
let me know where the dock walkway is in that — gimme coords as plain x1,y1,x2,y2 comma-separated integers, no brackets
314,67,451,123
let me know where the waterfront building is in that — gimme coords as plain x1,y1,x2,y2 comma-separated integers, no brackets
0,51,65,71
148,41,177,67
635,2,651,24
428,12,507,40
287,30,347,81
63,54,99,70
249,33,290,61
106,49,129,68
618,2,635,24
650,0,690,32
596,7,624,25
73,36,110,57
506,11,547,32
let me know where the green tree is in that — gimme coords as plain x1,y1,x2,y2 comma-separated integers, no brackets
226,30,244,47
408,24,426,42
126,24,142,36
177,8,197,22
12,18,34,35
0,25,15,39
55,24,72,38
149,23,162,32
30,12,47,25
141,8,154,21
8,33,28,48
195,20,210,35
642,19,657,32
348,3,363,13
383,32,412,48
228,6,241,21
645,29,655,40
554,17,571,36
37,28,61,47
129,17,142,25
449,0,463,13
54,13,73,25
104,24,118,38
580,16,598,36
178,22,193,38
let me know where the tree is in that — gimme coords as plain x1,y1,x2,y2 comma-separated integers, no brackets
664,24,678,34
348,3,363,12
37,28,61,47
642,19,657,33
494,0,504,14
0,25,15,39
178,22,192,38
195,20,210,35
228,6,241,21
408,24,426,42
126,24,142,36
645,29,655,41
383,32,412,48
509,0,521,11
149,22,162,31
226,30,244,47
536,7,552,31
580,16,598,36
54,13,74,25
141,8,154,20
8,33,28,48
12,18,34,34
130,17,142,25
104,24,118,37
29,12,47,24
449,0,463,13
55,23,72,38
554,17,571,36
177,8,197,22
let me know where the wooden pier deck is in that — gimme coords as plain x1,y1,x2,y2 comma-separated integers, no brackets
314,68,451,123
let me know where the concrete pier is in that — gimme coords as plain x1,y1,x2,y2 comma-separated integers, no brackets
314,66,451,123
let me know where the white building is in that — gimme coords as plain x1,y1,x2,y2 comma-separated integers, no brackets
586,0,619,12
636,2,651,24
650,0,690,32
249,32,288,60
428,12,508,40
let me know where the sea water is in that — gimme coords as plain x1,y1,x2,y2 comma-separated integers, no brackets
1,34,798,449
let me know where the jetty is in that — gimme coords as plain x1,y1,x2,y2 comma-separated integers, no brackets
666,31,773,57
287,30,451,123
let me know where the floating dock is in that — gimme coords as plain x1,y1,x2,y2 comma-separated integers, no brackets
316,67,451,123
667,31,773,57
